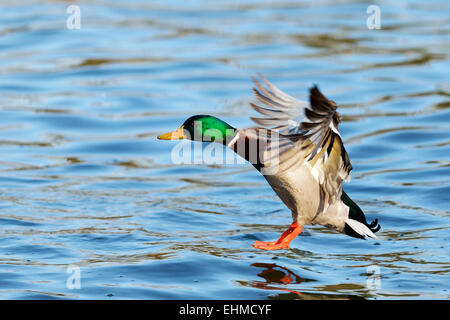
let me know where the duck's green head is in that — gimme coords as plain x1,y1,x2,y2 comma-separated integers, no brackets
157,115,236,144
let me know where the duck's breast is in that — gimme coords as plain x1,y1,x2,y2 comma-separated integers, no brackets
263,164,321,225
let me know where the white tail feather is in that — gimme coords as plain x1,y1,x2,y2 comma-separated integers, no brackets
346,218,377,239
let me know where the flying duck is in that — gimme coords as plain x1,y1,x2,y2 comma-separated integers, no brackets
158,74,380,250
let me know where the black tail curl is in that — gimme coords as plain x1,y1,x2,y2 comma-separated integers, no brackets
367,218,381,233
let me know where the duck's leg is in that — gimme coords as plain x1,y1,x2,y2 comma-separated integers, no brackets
252,221,303,250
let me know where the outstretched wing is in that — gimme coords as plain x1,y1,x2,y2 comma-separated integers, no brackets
250,75,352,216
250,74,307,135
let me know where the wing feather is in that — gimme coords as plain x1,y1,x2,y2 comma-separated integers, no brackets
250,74,308,134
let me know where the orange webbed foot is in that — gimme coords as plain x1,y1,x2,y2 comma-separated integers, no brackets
252,241,290,250
252,221,303,251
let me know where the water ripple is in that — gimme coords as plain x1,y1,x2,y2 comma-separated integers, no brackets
0,0,448,299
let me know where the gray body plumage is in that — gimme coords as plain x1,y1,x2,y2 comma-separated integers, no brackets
226,75,378,239
229,128,350,234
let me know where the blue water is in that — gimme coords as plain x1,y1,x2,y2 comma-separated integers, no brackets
0,0,449,299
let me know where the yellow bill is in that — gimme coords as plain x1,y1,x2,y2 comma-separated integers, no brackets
157,126,185,140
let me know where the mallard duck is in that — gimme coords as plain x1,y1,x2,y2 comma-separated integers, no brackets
158,74,380,250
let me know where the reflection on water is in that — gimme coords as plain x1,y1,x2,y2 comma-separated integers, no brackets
241,263,310,297
0,0,449,299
